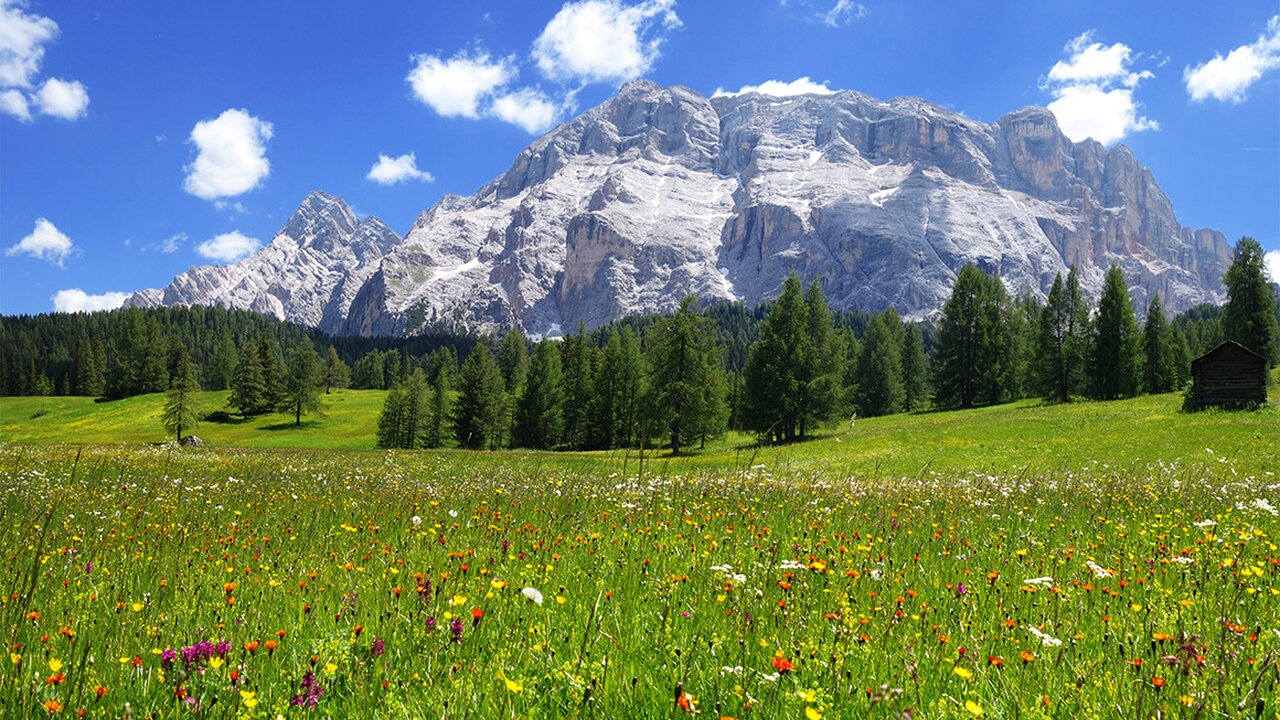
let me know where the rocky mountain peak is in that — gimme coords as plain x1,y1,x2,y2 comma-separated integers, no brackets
132,81,1232,338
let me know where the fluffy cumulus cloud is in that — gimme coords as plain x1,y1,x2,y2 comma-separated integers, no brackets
1042,31,1157,146
1184,15,1280,103
407,50,515,119
34,77,87,119
5,217,73,266
712,76,836,98
366,152,435,185
183,109,273,201
533,0,680,84
196,231,261,262
490,88,559,133
1265,249,1280,284
51,288,129,313
0,1,89,122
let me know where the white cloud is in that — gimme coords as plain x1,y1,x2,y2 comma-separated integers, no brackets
0,86,27,120
366,152,435,185
0,0,57,88
5,217,73,266
490,88,559,133
407,49,514,119
1047,85,1158,146
51,288,129,313
196,230,261,262
1184,15,1280,103
820,0,865,27
183,109,273,201
712,77,836,98
1042,31,1157,145
1265,249,1280,284
532,0,680,84
150,233,185,254
34,76,86,119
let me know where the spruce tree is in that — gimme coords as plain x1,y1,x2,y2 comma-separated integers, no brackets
741,275,811,442
1222,237,1279,364
280,343,322,426
560,326,597,450
230,345,268,417
644,296,721,455
901,323,928,411
855,311,905,416
1169,324,1192,389
322,345,350,394
453,345,506,450
162,343,200,441
377,369,431,449
1142,294,1175,394
514,341,566,449
1090,266,1143,400
257,338,284,409
205,335,238,391
497,329,529,394
377,383,406,449
424,364,452,448
931,264,1013,408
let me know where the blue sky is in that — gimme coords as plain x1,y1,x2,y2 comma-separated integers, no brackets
2,0,1277,315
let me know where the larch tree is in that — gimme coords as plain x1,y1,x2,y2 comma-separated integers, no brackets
514,340,566,450
162,342,201,442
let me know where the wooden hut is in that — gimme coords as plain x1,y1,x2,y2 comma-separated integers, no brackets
1189,340,1268,407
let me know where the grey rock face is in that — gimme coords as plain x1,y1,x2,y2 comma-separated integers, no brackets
125,191,398,334
135,81,1231,336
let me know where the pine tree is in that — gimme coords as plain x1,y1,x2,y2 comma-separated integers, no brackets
280,344,322,426
497,329,528,394
1169,324,1192,389
560,326,597,450
229,345,268,417
1142,294,1175,394
1007,291,1041,398
74,333,105,397
855,311,905,416
162,342,200,441
322,345,350,394
377,383,406,449
453,345,506,450
1222,237,1279,365
205,335,238,391
741,275,811,442
257,338,284,409
931,264,1014,408
801,278,841,435
836,327,859,414
1034,272,1084,402
1090,266,1143,400
424,365,452,448
901,323,928,411
644,296,722,455
514,341,566,450
377,370,431,449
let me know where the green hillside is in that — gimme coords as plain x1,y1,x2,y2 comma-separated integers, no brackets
2,378,1276,476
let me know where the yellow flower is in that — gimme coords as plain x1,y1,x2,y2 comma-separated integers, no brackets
556,595,567,604
450,595,467,606
240,690,258,708
131,603,144,612
965,700,984,716
324,662,338,676
497,669,523,693
805,707,823,720
208,656,224,669
8,654,19,665
797,689,817,703
48,658,63,672
953,666,973,680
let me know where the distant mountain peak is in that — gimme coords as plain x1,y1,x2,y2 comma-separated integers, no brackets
131,81,1230,338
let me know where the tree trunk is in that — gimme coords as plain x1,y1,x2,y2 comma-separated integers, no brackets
295,403,301,426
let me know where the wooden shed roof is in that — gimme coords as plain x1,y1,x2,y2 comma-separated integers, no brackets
1191,340,1267,368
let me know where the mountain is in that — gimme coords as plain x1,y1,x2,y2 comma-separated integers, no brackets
132,80,1232,337
126,191,398,334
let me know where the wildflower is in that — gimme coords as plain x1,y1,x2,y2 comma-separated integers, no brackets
1085,561,1110,578
290,670,326,709
93,686,108,700
42,698,62,714
1153,676,1166,689
953,666,973,680
1018,650,1036,664
1027,626,1063,647
370,637,384,657
471,607,485,626
676,691,696,712
1022,576,1053,588
805,707,823,720
954,582,968,597
522,587,544,605
965,700,984,716
772,656,794,674
240,690,258,708
450,617,464,643
497,669,523,693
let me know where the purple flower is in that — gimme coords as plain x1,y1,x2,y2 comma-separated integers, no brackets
291,670,326,709
370,637,384,658
450,617,464,644
161,648,178,667
425,616,437,631
501,540,510,552
955,582,968,597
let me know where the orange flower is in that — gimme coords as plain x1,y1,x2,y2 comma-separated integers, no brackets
1018,650,1036,664
987,655,1004,667
1153,677,1166,689
93,686,109,700
772,657,794,674
46,673,66,685
471,608,485,622
676,692,695,712
42,698,62,714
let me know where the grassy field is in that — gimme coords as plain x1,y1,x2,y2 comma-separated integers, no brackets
1,382,1277,716
2,381,1277,477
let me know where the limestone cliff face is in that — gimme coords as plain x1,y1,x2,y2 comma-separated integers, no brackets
133,81,1231,336
126,191,398,334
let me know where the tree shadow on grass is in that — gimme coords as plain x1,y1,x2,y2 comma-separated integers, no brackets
260,420,320,431
203,410,252,424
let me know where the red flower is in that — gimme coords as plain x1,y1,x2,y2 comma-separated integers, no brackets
772,657,794,674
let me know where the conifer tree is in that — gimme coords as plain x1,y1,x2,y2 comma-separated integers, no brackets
741,275,811,441
257,338,284,409
560,326,597,450
205,335,238,391
280,343,322,426
497,329,529,394
1090,266,1143,399
377,383,405,449
514,341,566,449
590,328,645,449
377,369,431,449
162,342,200,441
1034,272,1086,402
424,363,452,449
1169,324,1192,389
453,345,506,450
931,264,1013,408
901,323,928,411
855,311,905,416
230,345,268,417
836,327,859,414
1222,237,1279,365
644,296,722,455
1142,294,1175,394
322,345,350,394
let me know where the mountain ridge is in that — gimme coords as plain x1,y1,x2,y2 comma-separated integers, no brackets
127,79,1231,336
